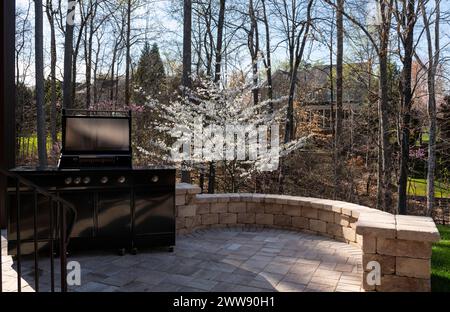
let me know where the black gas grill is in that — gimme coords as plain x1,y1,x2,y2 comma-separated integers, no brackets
7,110,176,255
58,109,133,169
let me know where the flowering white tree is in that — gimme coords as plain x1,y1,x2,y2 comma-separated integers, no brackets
140,78,314,192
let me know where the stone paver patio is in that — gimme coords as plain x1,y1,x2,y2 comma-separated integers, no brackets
1,228,363,292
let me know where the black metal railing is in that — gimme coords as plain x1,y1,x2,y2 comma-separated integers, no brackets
0,168,77,292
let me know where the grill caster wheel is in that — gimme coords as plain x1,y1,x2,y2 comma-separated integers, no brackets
118,248,126,256
131,248,138,255
168,246,174,253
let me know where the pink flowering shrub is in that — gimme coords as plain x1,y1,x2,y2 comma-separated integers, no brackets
409,147,426,160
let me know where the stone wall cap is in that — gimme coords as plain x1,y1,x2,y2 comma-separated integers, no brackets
214,194,233,202
291,197,314,207
250,194,267,202
396,217,440,242
175,188,441,244
330,201,359,214
355,219,397,238
176,183,201,195
358,213,396,224
263,194,287,204
239,193,256,201
309,199,335,211
196,194,219,203
227,193,243,202
396,215,435,224
396,225,440,242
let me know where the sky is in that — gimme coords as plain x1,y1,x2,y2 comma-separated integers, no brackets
14,0,450,90
15,0,333,85
15,0,182,84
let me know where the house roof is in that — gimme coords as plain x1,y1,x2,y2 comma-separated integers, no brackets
266,62,370,104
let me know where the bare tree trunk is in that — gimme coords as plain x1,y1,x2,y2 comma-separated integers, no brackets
284,0,314,143
334,0,344,199
194,10,202,77
93,33,102,105
35,0,47,167
125,0,132,106
278,0,314,193
329,8,335,153
261,0,273,112
214,0,225,84
379,49,392,211
427,76,437,216
181,0,192,183
71,1,89,105
377,0,394,212
85,0,94,108
71,45,79,103
421,0,440,216
396,0,416,214
110,41,117,101
63,0,75,109
376,132,383,209
46,0,57,144
115,62,120,102
208,0,226,194
201,1,214,77
248,0,260,107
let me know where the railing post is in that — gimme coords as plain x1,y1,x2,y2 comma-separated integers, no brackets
0,214,2,292
0,236,3,293
59,203,67,292
0,169,77,293
33,190,39,292
15,179,21,292
49,199,55,292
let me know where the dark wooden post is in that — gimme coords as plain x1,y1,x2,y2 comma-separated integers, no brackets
0,0,16,228
181,0,192,183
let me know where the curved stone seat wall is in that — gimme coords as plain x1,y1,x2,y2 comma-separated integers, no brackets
175,183,440,292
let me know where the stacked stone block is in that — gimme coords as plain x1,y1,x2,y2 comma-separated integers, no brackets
358,214,438,292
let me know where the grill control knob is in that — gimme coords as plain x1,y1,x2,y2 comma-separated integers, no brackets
100,176,108,184
74,177,81,185
118,176,126,184
151,175,159,183
83,177,91,184
64,177,72,185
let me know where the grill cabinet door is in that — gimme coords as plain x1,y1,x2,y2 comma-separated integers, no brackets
97,190,131,238
133,187,174,236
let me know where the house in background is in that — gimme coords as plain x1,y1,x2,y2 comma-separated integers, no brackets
262,63,371,131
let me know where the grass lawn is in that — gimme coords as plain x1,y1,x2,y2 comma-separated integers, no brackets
432,225,450,292
407,178,450,198
421,132,430,143
18,134,61,156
